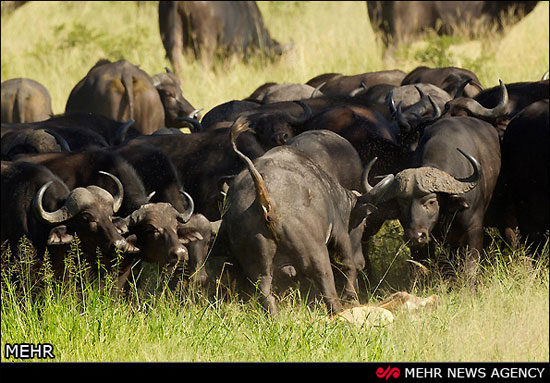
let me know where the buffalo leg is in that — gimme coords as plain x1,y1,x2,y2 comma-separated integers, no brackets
331,233,360,306
463,222,484,281
237,234,278,316
301,247,343,315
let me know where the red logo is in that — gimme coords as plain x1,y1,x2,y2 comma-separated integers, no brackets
376,365,401,380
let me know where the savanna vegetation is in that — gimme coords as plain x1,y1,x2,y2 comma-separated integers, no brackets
1,1,549,362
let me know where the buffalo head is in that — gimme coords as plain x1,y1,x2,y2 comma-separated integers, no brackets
33,171,138,254
247,100,313,148
152,69,203,132
378,148,481,248
122,193,203,266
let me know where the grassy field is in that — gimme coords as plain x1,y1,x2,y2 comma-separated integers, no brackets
1,1,549,362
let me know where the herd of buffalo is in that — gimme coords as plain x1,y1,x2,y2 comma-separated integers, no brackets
1,1,548,316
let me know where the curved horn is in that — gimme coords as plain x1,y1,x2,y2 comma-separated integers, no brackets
116,119,135,144
188,108,203,120
178,190,195,223
396,102,411,132
387,89,397,117
414,85,426,100
542,70,549,81
426,95,441,121
457,79,508,119
287,100,313,125
44,130,71,152
454,148,481,185
358,154,397,205
348,81,368,97
361,157,378,193
176,116,203,132
311,81,326,98
454,78,473,99
98,171,124,213
33,181,75,224
357,174,396,206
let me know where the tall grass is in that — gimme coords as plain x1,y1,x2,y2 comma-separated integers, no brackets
1,234,548,362
1,1,549,362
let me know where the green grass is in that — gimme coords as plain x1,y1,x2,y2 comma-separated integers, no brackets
1,1,549,362
1,235,548,362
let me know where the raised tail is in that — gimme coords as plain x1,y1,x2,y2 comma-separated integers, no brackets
230,116,278,234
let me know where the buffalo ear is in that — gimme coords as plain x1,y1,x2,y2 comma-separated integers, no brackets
47,225,74,245
446,194,470,212
125,234,139,249
177,226,204,244
113,216,130,235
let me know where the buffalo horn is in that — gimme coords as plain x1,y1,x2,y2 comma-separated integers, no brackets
116,119,135,144
178,190,195,224
357,157,395,205
98,171,124,213
388,89,397,116
287,100,313,125
453,78,473,99
189,108,203,120
426,95,441,120
542,70,549,81
348,81,368,97
361,157,378,193
395,102,411,131
33,181,75,223
458,79,508,119
44,129,71,152
414,85,426,100
454,148,481,185
311,82,326,98
176,116,203,132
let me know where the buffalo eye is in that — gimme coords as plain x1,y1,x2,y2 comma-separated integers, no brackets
424,197,438,211
144,225,161,239
81,212,97,223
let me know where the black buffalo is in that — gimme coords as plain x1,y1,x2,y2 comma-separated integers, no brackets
158,1,293,74
401,66,484,98
377,115,501,278
489,100,549,252
1,113,136,155
211,118,394,315
313,70,407,97
1,161,137,279
15,149,151,218
368,1,538,46
123,126,267,221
